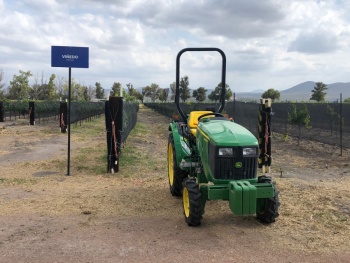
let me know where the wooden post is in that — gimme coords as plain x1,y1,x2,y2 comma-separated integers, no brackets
60,102,68,133
258,98,272,173
29,101,35,125
105,97,123,173
0,101,4,122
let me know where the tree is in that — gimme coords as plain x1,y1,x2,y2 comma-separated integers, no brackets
78,85,89,101
56,76,66,100
30,73,57,100
344,98,350,103
159,88,169,102
95,82,104,99
193,87,207,102
126,83,137,97
0,69,4,99
125,83,144,102
310,82,327,102
47,74,56,100
111,82,126,97
63,78,87,101
179,76,190,102
86,85,95,101
143,83,161,102
8,70,32,100
326,103,341,135
288,103,311,145
208,87,220,102
262,88,280,101
135,91,144,103
169,82,176,101
209,82,232,102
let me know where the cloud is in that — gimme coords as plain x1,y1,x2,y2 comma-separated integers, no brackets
1,0,350,93
288,30,339,54
128,0,287,39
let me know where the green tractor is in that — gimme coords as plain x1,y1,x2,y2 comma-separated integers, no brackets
167,47,280,226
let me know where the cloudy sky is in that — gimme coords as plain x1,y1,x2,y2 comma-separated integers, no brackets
1,0,350,92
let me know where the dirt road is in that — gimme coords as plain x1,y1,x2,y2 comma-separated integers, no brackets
0,106,349,262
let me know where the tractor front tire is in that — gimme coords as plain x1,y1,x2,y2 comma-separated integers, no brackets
167,134,186,196
256,175,280,223
182,179,202,226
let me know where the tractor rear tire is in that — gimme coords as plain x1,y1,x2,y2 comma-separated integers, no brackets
167,134,187,196
182,179,202,226
256,175,280,223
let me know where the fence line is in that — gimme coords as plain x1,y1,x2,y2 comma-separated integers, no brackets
145,100,348,149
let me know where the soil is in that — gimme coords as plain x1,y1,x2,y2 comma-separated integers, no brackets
0,105,349,263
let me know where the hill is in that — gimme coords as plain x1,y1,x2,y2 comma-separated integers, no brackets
235,81,350,102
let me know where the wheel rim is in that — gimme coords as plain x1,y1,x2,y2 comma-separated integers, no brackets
183,187,190,217
167,143,174,186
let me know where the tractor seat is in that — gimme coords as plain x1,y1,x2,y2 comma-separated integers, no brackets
188,111,213,137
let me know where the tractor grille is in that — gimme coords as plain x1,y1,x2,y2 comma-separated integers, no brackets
214,157,257,180
208,143,258,180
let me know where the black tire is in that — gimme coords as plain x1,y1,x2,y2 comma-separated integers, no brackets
167,134,187,196
256,175,280,223
182,179,202,226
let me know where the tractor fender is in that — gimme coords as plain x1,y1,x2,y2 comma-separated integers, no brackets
168,122,190,167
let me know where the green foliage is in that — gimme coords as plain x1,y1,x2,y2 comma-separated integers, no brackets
262,88,280,101
193,87,207,102
143,83,161,102
179,76,190,102
208,87,220,102
288,103,311,127
126,83,136,97
159,88,169,102
288,103,311,144
95,82,104,99
35,101,60,114
208,82,231,102
3,99,29,113
30,73,57,100
111,82,126,97
326,104,343,135
343,97,350,103
169,82,176,101
122,83,143,102
8,70,32,100
0,69,5,99
310,82,327,102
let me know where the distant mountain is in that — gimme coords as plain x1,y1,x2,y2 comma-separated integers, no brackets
233,81,350,102
280,81,350,102
251,89,265,93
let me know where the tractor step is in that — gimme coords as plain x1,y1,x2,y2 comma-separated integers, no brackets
179,159,199,169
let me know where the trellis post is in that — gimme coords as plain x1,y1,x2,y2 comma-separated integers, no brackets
105,97,123,173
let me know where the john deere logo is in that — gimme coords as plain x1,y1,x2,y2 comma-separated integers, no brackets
235,162,242,168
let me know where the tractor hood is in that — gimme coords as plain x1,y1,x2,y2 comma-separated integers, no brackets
198,119,258,147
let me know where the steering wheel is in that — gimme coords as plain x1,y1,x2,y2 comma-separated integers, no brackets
197,112,224,121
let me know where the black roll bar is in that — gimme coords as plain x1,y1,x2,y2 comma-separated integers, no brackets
175,47,226,121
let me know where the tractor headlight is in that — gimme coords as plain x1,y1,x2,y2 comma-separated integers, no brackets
218,148,233,156
242,147,257,156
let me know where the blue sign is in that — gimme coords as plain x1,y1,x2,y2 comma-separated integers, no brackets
51,46,89,68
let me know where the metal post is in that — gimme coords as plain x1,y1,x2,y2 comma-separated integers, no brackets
233,92,236,120
67,67,71,175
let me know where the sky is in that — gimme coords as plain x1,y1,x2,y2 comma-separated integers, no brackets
1,0,350,92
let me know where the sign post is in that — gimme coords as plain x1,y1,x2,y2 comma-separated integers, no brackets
51,46,89,175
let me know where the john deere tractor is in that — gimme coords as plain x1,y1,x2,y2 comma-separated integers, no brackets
167,48,280,226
